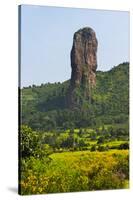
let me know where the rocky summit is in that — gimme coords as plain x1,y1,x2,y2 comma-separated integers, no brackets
68,27,98,107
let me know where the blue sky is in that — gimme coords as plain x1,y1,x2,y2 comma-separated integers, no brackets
20,5,129,87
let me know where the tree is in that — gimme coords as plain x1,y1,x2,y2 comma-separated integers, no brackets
20,125,53,159
78,139,86,148
78,128,84,136
119,142,129,150
90,145,96,152
97,136,104,144
97,145,105,152
20,125,40,158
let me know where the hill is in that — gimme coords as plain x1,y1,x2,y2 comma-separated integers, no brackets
21,62,129,130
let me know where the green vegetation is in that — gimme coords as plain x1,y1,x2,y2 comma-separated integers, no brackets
20,124,129,156
20,149,129,195
19,62,129,194
19,123,129,194
21,62,129,131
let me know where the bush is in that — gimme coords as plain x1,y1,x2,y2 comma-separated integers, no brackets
20,150,129,195
119,142,129,150
20,125,40,158
97,145,106,152
20,125,53,159
97,137,104,144
90,145,96,152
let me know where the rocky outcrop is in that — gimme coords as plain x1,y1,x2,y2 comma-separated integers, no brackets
68,27,98,107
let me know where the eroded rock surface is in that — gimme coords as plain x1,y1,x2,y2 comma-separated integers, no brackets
68,27,98,107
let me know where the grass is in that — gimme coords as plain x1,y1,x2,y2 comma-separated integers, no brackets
103,140,128,147
124,180,129,189
20,149,129,195
50,149,128,160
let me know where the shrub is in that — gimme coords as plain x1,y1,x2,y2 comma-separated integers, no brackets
97,136,104,144
119,142,129,150
20,150,129,195
90,145,96,151
97,145,106,152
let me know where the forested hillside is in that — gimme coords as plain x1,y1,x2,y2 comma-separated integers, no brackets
21,62,129,131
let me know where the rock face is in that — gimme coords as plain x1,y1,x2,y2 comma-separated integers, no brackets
68,27,98,107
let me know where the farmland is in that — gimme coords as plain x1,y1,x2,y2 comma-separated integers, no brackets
19,124,129,195
20,149,129,195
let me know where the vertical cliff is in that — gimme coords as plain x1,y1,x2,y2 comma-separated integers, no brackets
68,27,98,107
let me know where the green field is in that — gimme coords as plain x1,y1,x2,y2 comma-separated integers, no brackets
20,149,129,195
20,123,129,195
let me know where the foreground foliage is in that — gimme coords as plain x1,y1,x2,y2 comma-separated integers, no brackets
20,150,129,195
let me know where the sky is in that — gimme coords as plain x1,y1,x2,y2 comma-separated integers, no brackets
20,5,129,87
